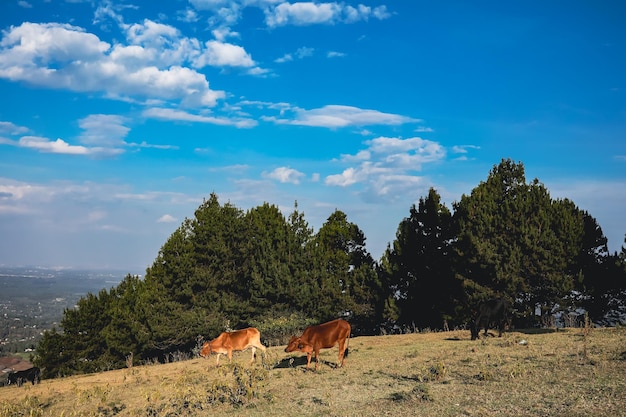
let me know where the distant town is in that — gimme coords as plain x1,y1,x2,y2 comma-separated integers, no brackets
0,266,131,355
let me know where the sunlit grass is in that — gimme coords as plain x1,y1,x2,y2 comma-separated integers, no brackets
2,326,625,416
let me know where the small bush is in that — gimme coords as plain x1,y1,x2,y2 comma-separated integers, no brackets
0,396,44,417
389,384,433,403
142,363,270,415
415,361,447,382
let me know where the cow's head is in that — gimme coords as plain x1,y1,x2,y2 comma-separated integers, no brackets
284,336,300,353
284,336,312,353
199,341,211,357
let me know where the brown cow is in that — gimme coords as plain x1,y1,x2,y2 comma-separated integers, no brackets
284,319,350,370
200,327,266,365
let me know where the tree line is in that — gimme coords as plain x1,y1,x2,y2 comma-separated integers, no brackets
33,159,626,378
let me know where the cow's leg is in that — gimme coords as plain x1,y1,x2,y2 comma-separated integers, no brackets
314,348,320,371
480,318,488,336
306,352,312,369
215,353,221,366
338,339,346,368
249,346,257,364
227,350,233,363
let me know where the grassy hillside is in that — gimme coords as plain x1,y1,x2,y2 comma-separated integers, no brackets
2,326,626,416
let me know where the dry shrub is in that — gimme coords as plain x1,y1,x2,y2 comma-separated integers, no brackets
0,396,44,417
415,361,447,382
142,363,270,415
389,384,433,403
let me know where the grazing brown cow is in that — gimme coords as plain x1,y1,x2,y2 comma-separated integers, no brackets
200,327,266,365
284,319,351,370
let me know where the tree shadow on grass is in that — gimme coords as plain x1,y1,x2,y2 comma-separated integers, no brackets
273,355,309,369
273,355,343,370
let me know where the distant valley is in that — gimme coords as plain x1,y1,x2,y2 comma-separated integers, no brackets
0,266,135,355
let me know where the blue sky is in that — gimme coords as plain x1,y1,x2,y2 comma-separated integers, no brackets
0,0,625,271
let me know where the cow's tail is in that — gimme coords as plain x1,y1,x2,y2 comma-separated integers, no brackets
344,332,350,358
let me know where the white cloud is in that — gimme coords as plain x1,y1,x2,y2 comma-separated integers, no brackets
78,114,130,146
0,22,225,108
142,107,257,128
212,27,240,42
324,136,446,201
275,46,314,63
17,136,88,155
194,40,256,67
157,214,177,223
451,145,480,154
266,2,341,26
325,167,363,186
128,141,179,150
177,8,200,23
295,46,314,58
264,2,391,27
0,135,124,156
0,121,29,135
327,51,345,58
125,19,180,47
275,53,293,63
187,1,390,30
263,167,305,184
266,105,421,128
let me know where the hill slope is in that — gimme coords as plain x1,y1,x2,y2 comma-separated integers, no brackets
3,327,626,416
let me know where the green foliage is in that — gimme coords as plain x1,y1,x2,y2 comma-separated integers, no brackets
381,188,458,329
308,210,383,331
248,308,317,346
451,159,589,323
33,163,625,379
35,194,383,376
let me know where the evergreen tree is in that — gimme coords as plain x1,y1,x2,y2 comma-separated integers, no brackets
579,228,626,322
144,193,245,334
452,159,585,324
33,328,67,378
308,210,380,332
382,188,457,330
243,202,293,313
284,202,316,313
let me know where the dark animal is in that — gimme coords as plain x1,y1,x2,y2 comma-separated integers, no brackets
200,327,266,365
471,298,510,340
8,367,40,387
284,318,351,370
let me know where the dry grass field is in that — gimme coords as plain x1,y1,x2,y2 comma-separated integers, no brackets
2,326,626,417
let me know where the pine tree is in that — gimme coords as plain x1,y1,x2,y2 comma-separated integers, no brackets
308,210,380,331
382,188,457,330
452,159,586,325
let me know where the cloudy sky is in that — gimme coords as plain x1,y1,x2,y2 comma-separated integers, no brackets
0,0,625,272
